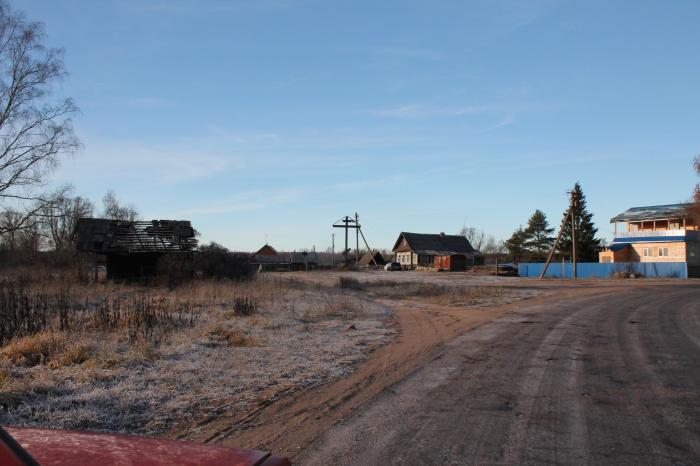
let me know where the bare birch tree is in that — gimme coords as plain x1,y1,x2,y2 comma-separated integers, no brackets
39,187,94,250
0,2,79,234
459,226,486,252
102,190,139,222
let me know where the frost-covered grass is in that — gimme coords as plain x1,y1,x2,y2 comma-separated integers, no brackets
0,275,393,436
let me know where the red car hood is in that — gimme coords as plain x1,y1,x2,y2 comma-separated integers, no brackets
2,427,289,466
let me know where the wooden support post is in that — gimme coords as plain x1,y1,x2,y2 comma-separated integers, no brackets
344,220,349,266
562,256,565,279
355,213,360,269
359,228,379,268
540,205,572,279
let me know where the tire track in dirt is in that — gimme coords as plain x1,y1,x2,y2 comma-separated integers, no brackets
172,293,558,457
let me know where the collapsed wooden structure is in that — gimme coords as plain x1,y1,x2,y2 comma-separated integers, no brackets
73,218,198,279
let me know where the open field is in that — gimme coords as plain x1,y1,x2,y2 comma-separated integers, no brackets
0,273,396,435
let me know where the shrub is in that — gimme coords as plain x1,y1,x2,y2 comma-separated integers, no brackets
92,295,199,342
233,297,258,316
337,276,363,290
1,282,52,346
195,243,254,281
156,253,194,288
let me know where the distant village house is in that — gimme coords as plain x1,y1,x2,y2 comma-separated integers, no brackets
392,232,483,271
250,244,318,271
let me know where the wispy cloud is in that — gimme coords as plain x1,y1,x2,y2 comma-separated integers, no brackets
369,46,446,61
371,103,492,119
117,0,305,14
119,97,175,109
53,140,242,185
334,174,410,190
372,98,559,123
478,114,516,133
172,187,305,216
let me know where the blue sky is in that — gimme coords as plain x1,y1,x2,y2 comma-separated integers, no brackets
21,0,700,251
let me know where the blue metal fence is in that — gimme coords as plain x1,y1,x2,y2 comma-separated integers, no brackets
518,262,688,279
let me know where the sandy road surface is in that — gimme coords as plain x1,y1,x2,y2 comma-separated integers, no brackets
299,284,700,465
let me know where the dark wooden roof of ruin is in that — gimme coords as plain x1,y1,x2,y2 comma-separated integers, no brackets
74,218,197,254
359,251,387,266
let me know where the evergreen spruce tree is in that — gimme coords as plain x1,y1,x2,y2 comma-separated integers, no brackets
523,210,554,261
504,226,527,262
557,182,601,262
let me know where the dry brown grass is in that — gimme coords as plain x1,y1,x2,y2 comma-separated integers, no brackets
0,368,9,389
203,324,264,347
1,332,68,366
0,271,393,436
0,331,94,368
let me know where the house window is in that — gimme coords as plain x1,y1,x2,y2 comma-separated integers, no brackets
658,247,669,257
419,255,434,265
642,248,651,257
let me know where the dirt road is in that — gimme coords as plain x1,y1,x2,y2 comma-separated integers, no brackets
298,284,700,465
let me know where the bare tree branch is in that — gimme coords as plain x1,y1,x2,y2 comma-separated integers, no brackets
102,190,140,222
0,1,79,221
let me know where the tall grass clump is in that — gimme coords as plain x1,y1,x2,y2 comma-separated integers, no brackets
92,295,200,342
0,281,200,347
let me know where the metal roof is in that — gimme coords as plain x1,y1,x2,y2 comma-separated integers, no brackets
610,203,692,223
289,251,318,264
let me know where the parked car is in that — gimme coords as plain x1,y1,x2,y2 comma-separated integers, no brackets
384,261,402,271
497,262,518,273
0,426,290,466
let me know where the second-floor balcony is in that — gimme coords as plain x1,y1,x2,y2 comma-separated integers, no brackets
613,229,698,242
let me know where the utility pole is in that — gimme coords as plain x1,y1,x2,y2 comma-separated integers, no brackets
332,213,378,268
331,233,335,268
333,216,356,267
